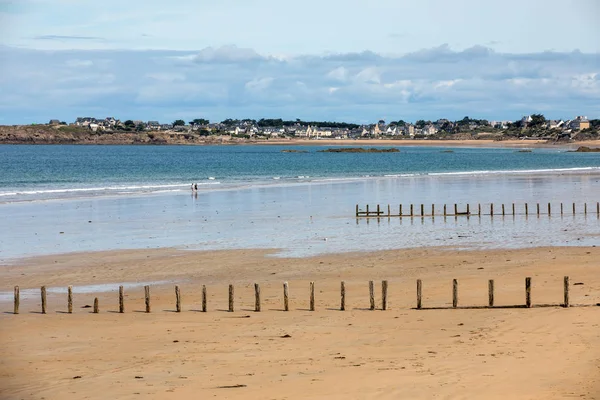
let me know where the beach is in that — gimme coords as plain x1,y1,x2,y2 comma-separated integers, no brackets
1,246,600,400
1,144,599,399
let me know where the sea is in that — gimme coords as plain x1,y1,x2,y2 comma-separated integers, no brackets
1,144,599,262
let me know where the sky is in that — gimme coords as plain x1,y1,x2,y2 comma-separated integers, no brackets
0,0,598,124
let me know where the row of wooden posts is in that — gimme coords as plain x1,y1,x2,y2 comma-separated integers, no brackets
11,277,579,314
356,202,600,218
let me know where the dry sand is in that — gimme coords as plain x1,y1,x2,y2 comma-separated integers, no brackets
1,246,599,400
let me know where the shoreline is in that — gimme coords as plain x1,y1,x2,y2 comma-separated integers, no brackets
1,245,599,399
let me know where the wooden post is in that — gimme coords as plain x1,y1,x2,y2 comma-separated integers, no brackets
387,204,391,217
466,204,470,214
41,286,47,314
548,203,551,216
525,203,529,216
584,203,587,215
119,285,124,313
309,282,315,311
597,202,599,216
443,204,447,217
454,203,458,215
399,204,403,216
536,203,540,216
13,286,19,315
93,297,99,313
369,280,375,310
283,282,289,311
366,204,370,216
432,204,435,216
202,285,207,312
490,203,494,216
68,285,73,314
452,279,458,308
144,285,151,313
410,204,414,217
377,204,381,216
561,203,564,216
525,277,531,308
420,204,424,217
563,276,569,308
502,204,505,216
572,202,575,215
382,280,388,311
254,283,261,312
228,284,234,312
355,204,359,217
478,204,481,216
512,203,515,216
488,280,494,307
416,279,422,309
340,281,345,311
175,285,181,313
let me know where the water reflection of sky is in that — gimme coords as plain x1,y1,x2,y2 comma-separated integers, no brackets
0,172,599,262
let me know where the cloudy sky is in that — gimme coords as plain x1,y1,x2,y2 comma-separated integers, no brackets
0,0,598,124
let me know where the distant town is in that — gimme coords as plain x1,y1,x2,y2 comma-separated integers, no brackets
42,114,598,141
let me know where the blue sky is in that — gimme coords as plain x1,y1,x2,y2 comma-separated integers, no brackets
0,0,598,124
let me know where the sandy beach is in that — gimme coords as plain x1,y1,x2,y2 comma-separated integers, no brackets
1,246,599,400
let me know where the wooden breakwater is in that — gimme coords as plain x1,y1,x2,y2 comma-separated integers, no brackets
9,276,598,315
356,202,600,218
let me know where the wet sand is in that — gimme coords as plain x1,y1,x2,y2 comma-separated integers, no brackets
1,246,599,399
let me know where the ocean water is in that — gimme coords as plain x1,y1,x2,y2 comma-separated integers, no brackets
0,144,599,262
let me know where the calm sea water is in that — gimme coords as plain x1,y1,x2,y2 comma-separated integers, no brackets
1,144,600,202
0,144,599,263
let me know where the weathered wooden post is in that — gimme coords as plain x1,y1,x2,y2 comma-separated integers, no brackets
366,204,370,216
175,285,181,313
454,203,458,215
432,204,435,216
502,204,505,216
309,282,315,311
452,279,458,308
67,285,73,314
387,204,391,217
254,283,261,312
525,203,529,216
119,285,124,313
410,204,414,217
420,204,424,217
228,284,234,312
369,280,375,310
202,285,207,312
377,204,381,216
584,203,587,215
443,204,447,217
512,203,515,216
13,286,19,315
340,281,346,311
561,203,564,216
41,286,47,314
563,276,569,308
283,282,289,311
355,204,359,217
488,280,494,307
490,203,494,216
93,297,99,313
144,285,151,313
548,202,551,216
466,204,470,214
478,203,481,216
399,204,403,216
416,279,422,309
525,277,531,308
536,203,540,216
572,202,576,215
382,280,388,311
597,202,600,216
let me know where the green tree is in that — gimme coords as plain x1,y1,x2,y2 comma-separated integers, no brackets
124,120,135,127
415,120,426,129
190,118,209,126
529,114,546,128
173,119,185,126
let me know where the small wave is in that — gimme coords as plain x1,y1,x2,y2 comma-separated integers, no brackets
427,167,600,177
